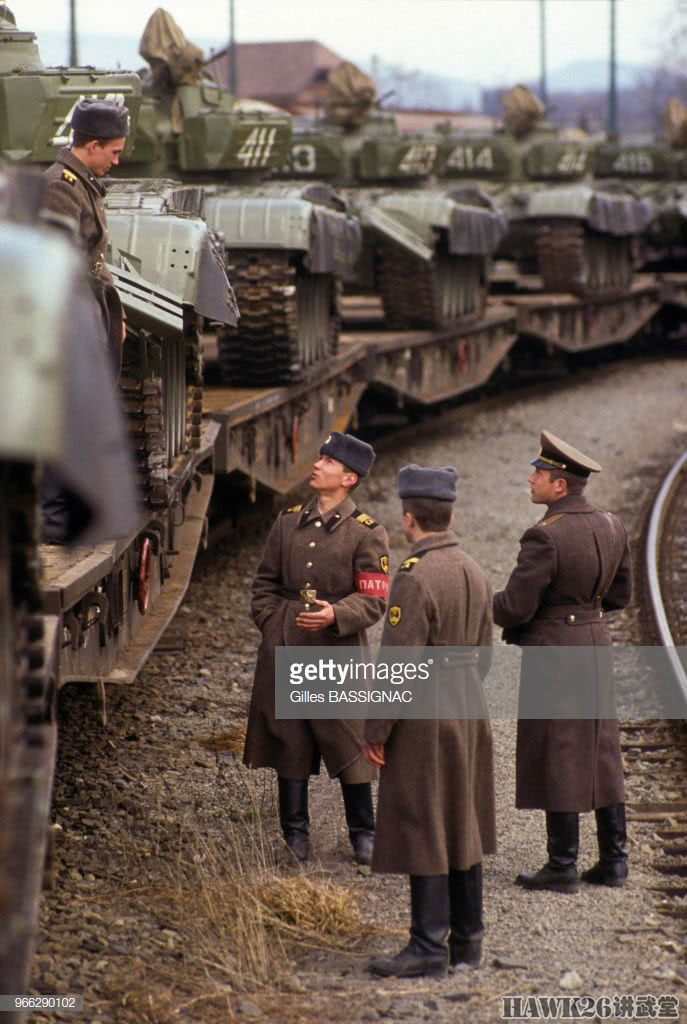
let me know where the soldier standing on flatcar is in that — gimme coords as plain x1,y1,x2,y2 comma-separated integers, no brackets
364,465,495,978
243,432,389,864
43,98,129,375
494,431,632,892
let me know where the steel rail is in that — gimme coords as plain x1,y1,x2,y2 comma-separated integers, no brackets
645,450,687,709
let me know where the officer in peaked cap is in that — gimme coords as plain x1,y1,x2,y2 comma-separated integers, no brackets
494,430,632,895
363,464,495,979
244,432,389,866
43,98,130,375
530,430,602,477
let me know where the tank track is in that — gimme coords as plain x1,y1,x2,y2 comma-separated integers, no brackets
534,222,634,296
0,461,54,1002
218,251,339,387
120,376,168,507
376,245,488,330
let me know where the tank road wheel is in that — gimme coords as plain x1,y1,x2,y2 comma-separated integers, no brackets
218,251,339,386
377,242,487,330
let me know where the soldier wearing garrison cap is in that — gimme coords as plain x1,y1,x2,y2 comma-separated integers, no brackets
364,464,495,979
494,431,632,895
244,433,389,865
43,99,130,375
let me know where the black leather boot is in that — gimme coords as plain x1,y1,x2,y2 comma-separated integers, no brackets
340,781,375,865
278,777,311,863
448,864,484,969
516,812,580,893
581,803,628,886
369,875,449,978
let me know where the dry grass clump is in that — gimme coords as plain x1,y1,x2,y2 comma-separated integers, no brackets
198,721,247,754
257,875,368,950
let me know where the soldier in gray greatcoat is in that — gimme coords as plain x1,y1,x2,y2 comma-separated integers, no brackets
43,98,129,375
494,431,632,893
244,432,390,864
364,465,495,979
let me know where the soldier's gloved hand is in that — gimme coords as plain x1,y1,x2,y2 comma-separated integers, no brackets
295,599,335,632
363,742,385,767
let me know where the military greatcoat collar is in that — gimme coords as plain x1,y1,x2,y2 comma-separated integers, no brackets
56,146,107,198
543,494,595,517
297,494,355,532
409,529,459,557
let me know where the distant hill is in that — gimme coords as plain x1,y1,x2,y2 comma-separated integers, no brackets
547,58,647,92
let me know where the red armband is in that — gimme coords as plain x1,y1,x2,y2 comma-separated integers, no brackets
355,572,389,599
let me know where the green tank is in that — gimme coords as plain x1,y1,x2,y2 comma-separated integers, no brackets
116,8,362,386
437,86,652,296
0,10,237,506
278,62,507,330
0,166,139,1015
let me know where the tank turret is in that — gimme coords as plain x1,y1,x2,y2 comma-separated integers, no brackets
436,86,652,296
0,10,237,505
591,100,687,268
115,9,362,387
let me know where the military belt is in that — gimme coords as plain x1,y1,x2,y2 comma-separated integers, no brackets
281,589,348,603
537,604,604,625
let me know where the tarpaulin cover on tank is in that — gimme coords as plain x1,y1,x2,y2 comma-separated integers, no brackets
306,205,362,276
139,8,204,88
447,201,508,255
527,185,654,236
325,61,377,128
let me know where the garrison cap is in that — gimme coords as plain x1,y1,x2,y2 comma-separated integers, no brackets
319,432,375,477
530,430,602,478
71,99,130,140
398,464,457,501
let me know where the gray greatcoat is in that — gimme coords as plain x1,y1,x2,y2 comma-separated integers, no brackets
493,493,632,812
43,147,124,374
244,494,389,781
364,531,496,875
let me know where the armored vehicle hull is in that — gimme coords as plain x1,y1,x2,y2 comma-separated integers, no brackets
438,131,652,296
280,112,506,331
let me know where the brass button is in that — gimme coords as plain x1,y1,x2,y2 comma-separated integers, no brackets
315,520,322,527
567,614,576,624
309,541,316,548
306,561,313,568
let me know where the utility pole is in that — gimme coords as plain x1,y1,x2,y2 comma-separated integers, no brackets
539,0,547,108
228,0,237,95
608,0,618,138
69,0,78,67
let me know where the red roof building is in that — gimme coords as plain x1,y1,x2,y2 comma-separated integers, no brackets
205,40,342,114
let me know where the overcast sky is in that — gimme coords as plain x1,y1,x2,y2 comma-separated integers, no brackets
17,0,675,84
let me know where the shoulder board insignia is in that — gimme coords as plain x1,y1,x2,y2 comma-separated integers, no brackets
352,509,378,529
539,512,566,527
61,169,77,185
400,550,428,572
285,504,302,513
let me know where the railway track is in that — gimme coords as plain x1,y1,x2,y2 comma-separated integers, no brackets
625,451,687,929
